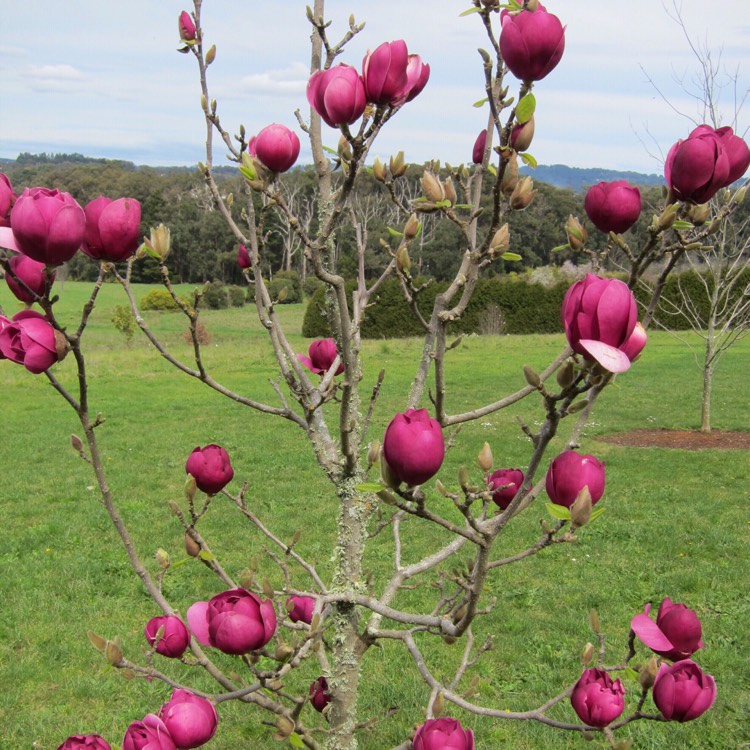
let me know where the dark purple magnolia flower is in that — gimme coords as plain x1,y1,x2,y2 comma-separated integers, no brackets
178,11,196,42
309,676,331,712
144,615,191,659
250,124,300,173
652,659,716,722
57,736,112,750
631,597,703,661
82,196,142,262
472,130,488,164
159,689,218,749
187,587,276,655
545,450,605,509
716,126,750,184
297,338,344,375
286,595,315,624
307,64,367,128
382,408,445,486
122,714,176,750
488,467,525,509
185,444,234,495
412,717,474,750
0,309,63,374
584,181,642,234
5,252,53,303
570,668,626,727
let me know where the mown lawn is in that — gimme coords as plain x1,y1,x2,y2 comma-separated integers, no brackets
0,281,748,750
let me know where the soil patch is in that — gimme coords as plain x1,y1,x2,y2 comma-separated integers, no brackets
597,429,750,451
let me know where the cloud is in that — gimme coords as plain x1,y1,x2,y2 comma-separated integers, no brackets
23,64,86,93
234,62,309,97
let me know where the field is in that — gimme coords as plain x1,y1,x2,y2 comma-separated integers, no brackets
1,281,748,749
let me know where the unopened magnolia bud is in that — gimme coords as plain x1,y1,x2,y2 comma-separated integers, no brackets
155,548,170,569
390,150,407,177
581,642,595,666
640,655,659,690
657,202,679,231
105,637,124,666
54,330,70,363
477,442,493,472
458,466,470,490
275,716,295,739
556,360,576,389
87,630,107,653
200,94,208,112
687,202,710,226
590,608,601,634
442,177,457,206
732,185,747,204
565,215,587,251
185,474,197,502
403,213,420,241
510,176,536,210
523,365,542,389
380,448,401,488
373,157,387,182
275,643,294,662
501,152,519,196
71,434,84,452
489,224,510,257
145,224,171,260
435,480,448,497
338,135,353,163
396,245,411,274
185,531,201,557
432,692,445,718
570,485,592,529
421,171,444,202
367,440,381,467
452,603,468,624
205,44,217,65
510,116,535,152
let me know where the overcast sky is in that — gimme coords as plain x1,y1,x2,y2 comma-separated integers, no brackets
1,1,748,175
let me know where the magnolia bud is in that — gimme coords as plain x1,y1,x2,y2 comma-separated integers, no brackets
338,135,353,163
396,245,411,274
390,150,407,177
639,655,659,691
367,440,381,467
656,202,679,231
523,365,542,389
373,157,387,182
501,152,519,195
275,716,295,739
732,185,747,204
71,434,84,452
421,171,445,202
590,608,601,634
687,202,710,226
205,44,217,65
185,531,201,557
155,548,170,569
380,448,401,488
570,486,592,529
145,224,171,260
403,213,420,241
565,215,587,251
581,642,595,666
105,637,124,666
489,223,510,257
275,643,294,662
510,116,535,152
477,442,493,473
556,360,576,389
432,692,446,718
442,177,457,206
510,176,536,210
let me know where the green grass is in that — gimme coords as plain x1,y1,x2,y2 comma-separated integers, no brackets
0,281,748,749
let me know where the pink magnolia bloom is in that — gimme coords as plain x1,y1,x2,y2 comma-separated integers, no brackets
570,668,626,727
286,595,316,625
499,3,566,82
584,181,642,234
472,130,488,164
144,615,191,659
185,444,234,495
237,244,252,269
363,40,409,105
562,273,638,373
57,736,111,750
250,124,301,173
82,196,142,262
488,467,525,510
122,714,176,750
382,408,445,486
10,187,85,266
631,597,703,662
187,587,277,655
178,11,196,42
159,689,218,749
5,253,53,303
297,338,344,375
716,126,750,185
620,321,647,362
652,659,717,722
412,718,474,750
665,125,731,204
307,64,367,128
0,309,62,374
545,450,605,509
395,54,430,104
0,173,17,226
309,676,331,712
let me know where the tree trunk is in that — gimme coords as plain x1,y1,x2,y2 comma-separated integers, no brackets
701,338,715,433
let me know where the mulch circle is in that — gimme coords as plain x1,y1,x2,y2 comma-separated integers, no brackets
596,429,750,451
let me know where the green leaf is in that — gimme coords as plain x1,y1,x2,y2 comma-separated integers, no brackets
322,145,338,155
520,152,537,168
453,204,473,210
551,243,570,253
460,7,483,16
473,97,489,108
355,483,385,494
239,166,256,182
199,549,215,562
589,506,606,523
435,199,452,208
625,667,640,682
170,557,190,570
546,503,571,520
672,220,694,230
144,245,162,261
515,92,536,124
500,252,522,262
387,227,404,237
289,734,305,749
487,164,497,176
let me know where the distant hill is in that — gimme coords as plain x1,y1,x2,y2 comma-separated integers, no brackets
520,163,663,192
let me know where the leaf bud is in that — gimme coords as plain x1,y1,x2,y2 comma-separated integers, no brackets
570,485,592,529
205,44,217,65
458,466,470,490
380,448,401,488
432,692,445,718
105,636,124,666
71,434,84,452
390,150,407,177
442,177,457,206
565,215,587,251
275,716,296,739
613,740,633,750
435,480,448,497
185,474,197,502
421,170,445,202
639,655,659,691
274,643,294,662
185,531,201,557
732,185,747,204
396,245,411,274
556,360,576,389
589,608,601,634
656,202,679,231
687,202,710,226
403,213,420,241
367,440,381,467
523,365,542,389
373,157,387,182
376,489,399,505
510,176,537,210
510,115,535,152
155,548,170,569
488,223,510,257
501,152,519,195
477,442,493,472
87,630,107,653
200,94,208,112
277,286,288,302
581,642,595,666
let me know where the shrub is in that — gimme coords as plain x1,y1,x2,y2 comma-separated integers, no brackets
203,280,228,309
303,275,323,298
110,304,137,342
227,285,246,307
141,289,183,312
182,321,211,345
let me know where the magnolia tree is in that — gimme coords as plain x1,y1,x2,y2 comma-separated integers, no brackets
1,1,748,749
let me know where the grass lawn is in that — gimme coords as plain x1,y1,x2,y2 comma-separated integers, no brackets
0,281,748,749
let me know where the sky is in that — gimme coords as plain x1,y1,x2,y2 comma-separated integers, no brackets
1,1,748,175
